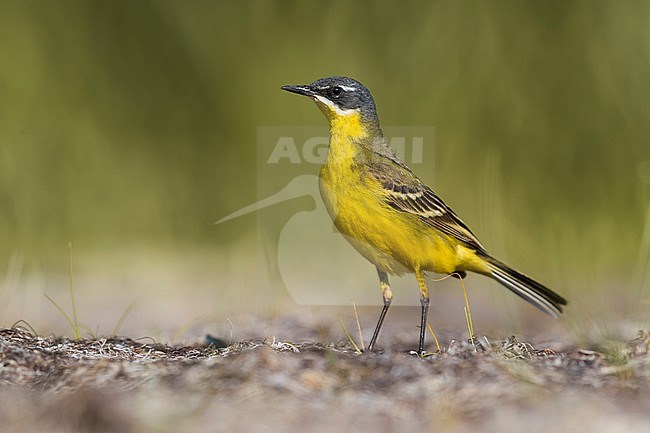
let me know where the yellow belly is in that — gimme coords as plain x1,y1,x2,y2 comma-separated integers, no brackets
319,165,467,276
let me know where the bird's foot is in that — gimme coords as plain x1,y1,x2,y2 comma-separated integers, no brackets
408,349,434,357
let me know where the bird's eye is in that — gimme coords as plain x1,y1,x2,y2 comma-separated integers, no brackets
331,86,343,97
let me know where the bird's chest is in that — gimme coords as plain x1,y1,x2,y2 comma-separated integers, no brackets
319,158,398,245
319,161,375,225
318,136,372,217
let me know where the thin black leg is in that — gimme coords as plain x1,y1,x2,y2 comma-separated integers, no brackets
418,295,430,355
367,302,390,351
367,269,392,352
415,270,430,355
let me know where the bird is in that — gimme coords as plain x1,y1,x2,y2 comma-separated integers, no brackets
281,76,567,354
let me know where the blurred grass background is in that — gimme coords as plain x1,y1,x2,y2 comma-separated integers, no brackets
0,0,648,339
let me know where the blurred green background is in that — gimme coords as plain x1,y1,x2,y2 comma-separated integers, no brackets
0,0,648,338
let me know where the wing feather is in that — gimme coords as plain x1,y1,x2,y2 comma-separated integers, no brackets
370,166,485,251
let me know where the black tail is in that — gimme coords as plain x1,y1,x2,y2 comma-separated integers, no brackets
481,255,567,318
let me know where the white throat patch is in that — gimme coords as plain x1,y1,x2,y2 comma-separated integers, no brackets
313,95,358,116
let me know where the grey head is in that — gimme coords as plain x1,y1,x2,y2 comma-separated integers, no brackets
282,76,380,126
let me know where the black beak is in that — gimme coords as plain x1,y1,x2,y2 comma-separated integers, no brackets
281,85,315,97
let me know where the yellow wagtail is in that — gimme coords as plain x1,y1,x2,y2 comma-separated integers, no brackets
282,76,567,354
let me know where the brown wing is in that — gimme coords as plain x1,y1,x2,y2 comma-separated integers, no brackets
369,167,486,252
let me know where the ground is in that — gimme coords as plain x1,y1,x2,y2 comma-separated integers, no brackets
0,322,648,433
